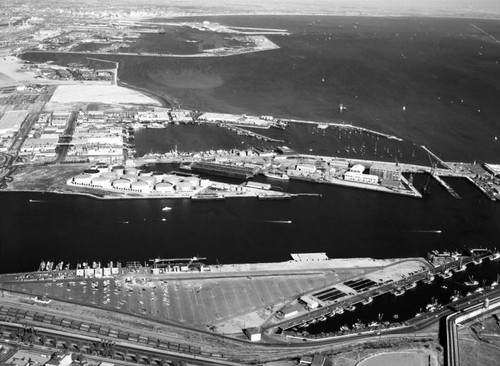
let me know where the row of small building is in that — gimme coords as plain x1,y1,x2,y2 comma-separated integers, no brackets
68,112,125,163
68,165,207,194
20,112,70,160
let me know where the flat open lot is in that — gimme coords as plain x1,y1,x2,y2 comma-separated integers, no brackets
7,164,89,191
0,110,28,131
49,85,160,106
0,258,431,334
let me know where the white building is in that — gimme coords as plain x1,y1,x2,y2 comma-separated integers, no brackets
344,171,379,185
295,163,317,174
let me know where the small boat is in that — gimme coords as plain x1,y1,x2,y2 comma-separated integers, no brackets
264,171,290,180
450,291,461,302
422,274,435,284
426,303,436,312
440,270,452,279
489,250,500,261
474,287,484,293
464,276,479,287
162,206,172,211
345,305,356,312
454,264,466,272
361,297,373,305
392,288,405,296
489,275,499,289
405,282,417,290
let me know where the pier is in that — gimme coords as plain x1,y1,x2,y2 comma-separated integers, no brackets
219,124,284,143
431,173,462,199
282,118,403,141
267,250,495,337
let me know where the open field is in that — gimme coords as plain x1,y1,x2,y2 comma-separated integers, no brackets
357,351,433,366
6,164,89,191
458,316,500,366
48,85,160,106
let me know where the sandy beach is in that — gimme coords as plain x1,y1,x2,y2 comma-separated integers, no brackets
48,84,161,106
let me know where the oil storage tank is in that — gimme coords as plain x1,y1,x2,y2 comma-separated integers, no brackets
112,178,131,189
73,173,92,185
154,182,175,193
175,181,194,192
131,180,150,193
91,176,112,188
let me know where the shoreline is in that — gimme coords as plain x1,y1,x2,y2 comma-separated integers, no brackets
118,81,171,108
153,11,500,22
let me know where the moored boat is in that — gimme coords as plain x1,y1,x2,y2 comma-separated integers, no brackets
392,288,405,296
264,171,290,180
361,297,373,305
464,276,479,287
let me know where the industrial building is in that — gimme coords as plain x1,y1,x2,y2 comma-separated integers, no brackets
135,109,170,122
369,162,402,181
343,164,379,185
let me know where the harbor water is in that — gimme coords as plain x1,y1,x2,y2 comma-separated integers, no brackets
3,15,500,331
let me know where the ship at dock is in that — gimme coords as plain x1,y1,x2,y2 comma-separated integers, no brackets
264,171,289,180
183,161,259,180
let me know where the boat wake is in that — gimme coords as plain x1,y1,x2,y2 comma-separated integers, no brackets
257,220,292,224
407,230,442,234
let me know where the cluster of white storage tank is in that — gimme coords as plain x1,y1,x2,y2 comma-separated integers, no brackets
71,165,204,193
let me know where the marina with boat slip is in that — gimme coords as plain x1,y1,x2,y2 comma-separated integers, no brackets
1,249,499,343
